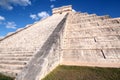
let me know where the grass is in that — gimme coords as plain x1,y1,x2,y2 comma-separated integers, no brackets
42,65,120,80
0,73,14,80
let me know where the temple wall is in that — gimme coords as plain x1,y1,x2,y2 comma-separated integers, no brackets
52,5,72,14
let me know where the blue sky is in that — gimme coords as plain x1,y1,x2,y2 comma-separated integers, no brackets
0,0,120,38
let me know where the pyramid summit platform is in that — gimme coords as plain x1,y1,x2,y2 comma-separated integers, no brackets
0,5,120,80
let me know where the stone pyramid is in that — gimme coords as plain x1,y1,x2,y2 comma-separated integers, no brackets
0,5,120,80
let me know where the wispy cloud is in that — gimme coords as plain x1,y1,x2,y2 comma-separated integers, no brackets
30,11,50,21
50,0,56,2
0,16,5,21
38,11,50,20
6,22,17,29
0,36,4,39
0,15,17,29
0,0,31,10
30,14,38,20
72,9,76,12
50,5,54,8
0,15,5,25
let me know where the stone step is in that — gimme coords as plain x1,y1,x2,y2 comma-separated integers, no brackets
62,41,120,49
104,18,120,23
64,27,120,38
67,16,110,23
66,23,120,31
65,33,119,39
102,49,120,59
70,12,89,16
62,49,104,58
0,54,33,57
0,64,24,70
63,36,120,44
0,68,20,77
62,59,120,67
67,25,120,33
68,14,97,18
68,15,109,20
68,18,120,25
0,60,27,65
68,20,120,26
95,35,120,42
62,49,120,60
0,50,33,52
0,51,33,54
68,19,119,26
0,57,30,61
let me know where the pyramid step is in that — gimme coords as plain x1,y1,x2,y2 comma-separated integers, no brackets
0,60,27,65
0,68,21,77
102,49,120,59
62,49,120,62
68,15,109,20
70,12,89,16
68,18,120,25
95,35,120,42
69,14,97,18
68,16,110,23
66,25,120,33
0,54,33,57
0,57,30,61
62,41,120,49
63,36,120,44
65,28,120,38
0,51,33,54
66,24,120,31
0,64,25,70
68,19,120,26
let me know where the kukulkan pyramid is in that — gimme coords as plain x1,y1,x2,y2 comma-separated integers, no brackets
0,5,120,80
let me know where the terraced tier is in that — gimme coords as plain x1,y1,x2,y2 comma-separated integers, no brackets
61,12,120,67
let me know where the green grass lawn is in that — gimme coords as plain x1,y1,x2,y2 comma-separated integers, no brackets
0,73,14,80
42,65,120,80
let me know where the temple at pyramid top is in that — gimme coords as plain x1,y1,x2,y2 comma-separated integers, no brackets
52,5,72,14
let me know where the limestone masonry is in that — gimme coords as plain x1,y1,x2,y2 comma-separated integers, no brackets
0,5,120,80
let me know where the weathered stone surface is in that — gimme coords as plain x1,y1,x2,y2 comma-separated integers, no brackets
61,10,120,68
0,13,67,79
0,5,120,80
52,5,72,14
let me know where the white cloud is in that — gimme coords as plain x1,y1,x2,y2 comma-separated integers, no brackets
38,11,50,20
0,16,5,21
0,0,31,10
72,9,76,12
30,14,38,20
6,22,17,29
50,5,54,8
0,36,4,39
50,0,56,2
30,11,50,21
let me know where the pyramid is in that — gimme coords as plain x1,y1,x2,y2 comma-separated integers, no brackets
0,5,120,80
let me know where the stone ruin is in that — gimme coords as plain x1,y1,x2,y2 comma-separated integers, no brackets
0,5,120,80
52,5,72,14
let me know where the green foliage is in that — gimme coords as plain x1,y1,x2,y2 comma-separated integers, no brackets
0,73,14,80
42,65,120,80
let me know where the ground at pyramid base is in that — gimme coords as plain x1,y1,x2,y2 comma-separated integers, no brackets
0,5,120,80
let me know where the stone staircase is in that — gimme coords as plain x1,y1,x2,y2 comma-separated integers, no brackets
0,13,66,77
0,5,120,80
0,48,34,77
62,12,120,67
